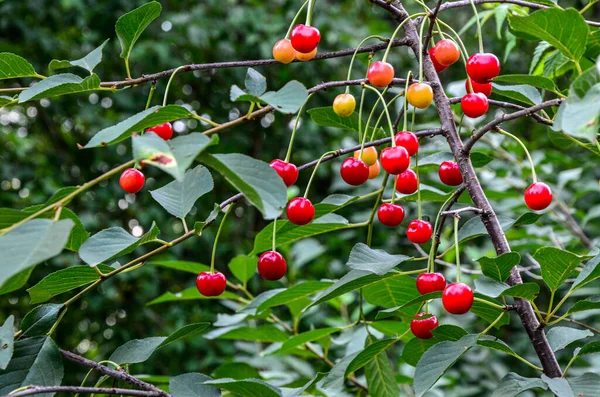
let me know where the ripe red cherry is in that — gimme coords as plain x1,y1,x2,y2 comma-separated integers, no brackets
367,61,395,88
394,131,419,156
196,271,227,297
395,169,418,195
146,122,173,140
340,157,369,186
410,312,439,339
416,272,447,295
524,182,552,210
433,39,460,66
428,47,448,73
407,219,433,244
380,146,409,175
377,203,405,227
466,53,500,83
119,168,145,194
461,93,489,118
287,197,315,225
442,282,474,314
290,24,320,53
465,78,492,97
258,251,287,281
439,161,463,186
270,159,298,187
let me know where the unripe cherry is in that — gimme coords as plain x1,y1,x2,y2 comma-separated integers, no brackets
406,83,433,109
333,93,357,117
367,61,395,88
272,39,296,64
353,146,378,166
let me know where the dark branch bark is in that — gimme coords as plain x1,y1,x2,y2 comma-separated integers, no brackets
7,386,164,397
423,0,445,51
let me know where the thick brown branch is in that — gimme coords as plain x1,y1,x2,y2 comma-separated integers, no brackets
6,386,164,397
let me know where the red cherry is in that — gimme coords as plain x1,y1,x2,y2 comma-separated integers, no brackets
380,146,409,175
466,53,500,83
428,47,448,73
461,93,489,118
416,272,447,295
119,168,145,194
146,122,173,140
465,78,492,97
367,61,395,88
442,282,474,314
524,182,552,211
377,203,405,227
270,159,299,187
258,251,287,281
406,219,433,244
340,157,369,186
410,312,439,339
395,169,418,195
394,131,419,156
438,161,463,186
290,24,320,53
433,39,460,66
196,271,227,297
287,197,315,225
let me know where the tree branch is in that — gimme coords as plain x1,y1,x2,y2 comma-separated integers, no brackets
6,386,165,397
448,97,554,125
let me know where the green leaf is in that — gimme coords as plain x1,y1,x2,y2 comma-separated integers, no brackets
471,295,509,328
570,66,600,99
533,247,583,291
21,304,63,337
492,83,542,105
276,328,342,354
570,252,600,292
346,243,411,276
170,373,220,397
199,153,287,220
471,152,494,167
0,96,15,108
84,105,194,148
475,278,539,301
363,273,421,308
309,270,395,308
307,107,383,137
116,1,162,60
150,165,213,218
0,267,35,295
147,287,238,305
553,84,600,143
209,326,288,343
457,215,516,244
364,336,400,397
547,326,592,352
475,277,510,297
49,39,109,73
79,222,160,267
370,320,410,336
477,252,520,282
158,322,211,348
0,219,74,291
508,8,589,61
574,341,600,358
18,73,100,103
413,335,478,396
492,373,548,397
493,74,556,91
0,316,14,370
212,363,260,380
0,337,63,396
432,325,469,341
344,338,396,377
27,265,113,304
541,374,575,397
401,338,438,366
0,53,37,80
568,373,600,396
477,336,525,363
148,260,209,274
255,281,332,313
228,255,258,284
260,80,308,114
375,292,442,319
566,296,600,315
245,68,267,97
204,378,282,397
321,351,360,390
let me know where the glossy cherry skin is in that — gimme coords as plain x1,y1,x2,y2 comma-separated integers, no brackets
258,251,287,281
465,78,492,97
287,197,315,225
290,24,320,53
367,61,395,88
270,159,298,187
333,93,356,117
466,53,500,83
394,131,419,156
433,39,460,66
429,47,448,73
461,93,489,118
147,122,173,140
196,271,227,297
416,272,447,295
340,157,369,186
407,219,433,244
368,160,381,180
295,47,317,61
439,161,463,186
524,182,553,210
407,83,433,109
119,168,145,194
273,38,295,64
354,146,378,166
377,203,405,227
442,282,474,314
410,312,439,339
380,146,409,175
395,169,418,195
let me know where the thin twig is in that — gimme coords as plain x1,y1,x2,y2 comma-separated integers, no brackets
6,386,165,397
440,206,484,216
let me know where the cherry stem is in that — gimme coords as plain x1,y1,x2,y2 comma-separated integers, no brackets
360,87,389,157
285,0,310,39
435,21,472,91
390,175,398,205
427,192,460,272
418,16,427,82
362,84,395,145
306,0,315,26
369,91,405,142
210,204,234,274
467,0,485,53
285,93,314,163
145,82,156,110
403,71,412,131
454,215,461,283
345,35,387,94
162,65,186,107
304,151,336,198
496,127,537,183
382,13,427,63
416,147,422,220
272,218,277,252
367,173,390,246
479,312,505,337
